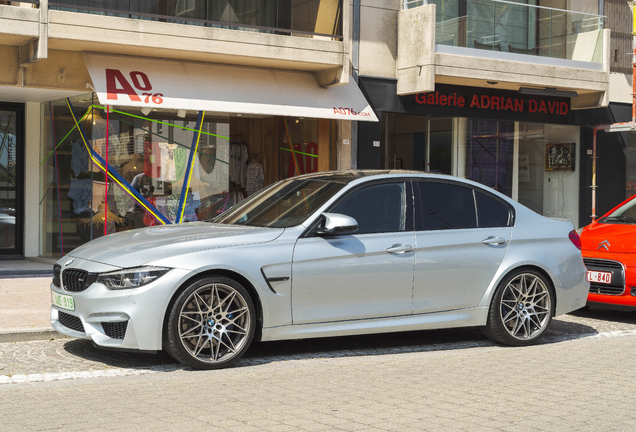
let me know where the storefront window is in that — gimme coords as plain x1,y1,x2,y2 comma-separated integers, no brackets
279,117,336,179
380,112,581,227
464,119,514,198
40,94,232,257
39,95,341,257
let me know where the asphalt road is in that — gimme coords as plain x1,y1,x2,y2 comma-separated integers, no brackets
1,307,636,431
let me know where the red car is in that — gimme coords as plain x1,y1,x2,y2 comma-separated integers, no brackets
581,195,636,309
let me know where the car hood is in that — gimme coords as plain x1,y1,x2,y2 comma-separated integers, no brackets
581,222,636,253
67,222,284,268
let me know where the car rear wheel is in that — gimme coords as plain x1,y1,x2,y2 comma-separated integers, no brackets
483,269,554,346
165,276,255,369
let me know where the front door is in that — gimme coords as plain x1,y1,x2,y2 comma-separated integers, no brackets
292,181,415,324
0,104,23,257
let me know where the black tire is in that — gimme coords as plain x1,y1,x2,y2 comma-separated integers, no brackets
164,276,256,369
483,268,554,346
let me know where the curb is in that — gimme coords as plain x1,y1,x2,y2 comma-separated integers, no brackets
0,271,53,278
0,328,70,343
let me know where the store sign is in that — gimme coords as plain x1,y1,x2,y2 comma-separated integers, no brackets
403,84,572,122
106,69,164,105
84,53,378,122
415,91,569,116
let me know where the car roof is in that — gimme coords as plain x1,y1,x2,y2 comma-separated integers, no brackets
292,170,453,184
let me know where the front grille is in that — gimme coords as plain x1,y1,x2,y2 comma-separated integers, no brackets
102,321,128,340
58,311,85,333
62,269,89,292
53,265,61,288
584,258,625,295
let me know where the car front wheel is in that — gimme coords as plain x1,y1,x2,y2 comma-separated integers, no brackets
165,276,256,369
483,269,554,346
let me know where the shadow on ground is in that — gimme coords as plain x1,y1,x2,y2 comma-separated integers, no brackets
570,306,636,325
60,316,600,370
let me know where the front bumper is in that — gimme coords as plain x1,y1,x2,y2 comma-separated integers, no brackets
583,250,636,308
51,267,192,351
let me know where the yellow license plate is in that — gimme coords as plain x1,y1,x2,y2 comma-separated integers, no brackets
51,291,75,311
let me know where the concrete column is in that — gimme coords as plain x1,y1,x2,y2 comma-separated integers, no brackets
24,102,40,257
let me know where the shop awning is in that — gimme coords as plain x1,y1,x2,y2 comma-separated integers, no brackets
83,53,378,122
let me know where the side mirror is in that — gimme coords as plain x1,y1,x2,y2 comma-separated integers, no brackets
316,212,358,236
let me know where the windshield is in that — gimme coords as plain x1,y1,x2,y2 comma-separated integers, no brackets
601,197,636,224
212,179,346,228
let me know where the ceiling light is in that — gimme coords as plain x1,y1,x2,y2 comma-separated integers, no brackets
140,107,152,116
518,87,578,98
177,109,186,118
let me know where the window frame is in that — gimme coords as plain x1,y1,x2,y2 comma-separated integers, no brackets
414,179,515,232
304,178,415,238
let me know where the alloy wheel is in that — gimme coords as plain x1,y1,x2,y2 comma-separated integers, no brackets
177,282,252,364
499,273,551,340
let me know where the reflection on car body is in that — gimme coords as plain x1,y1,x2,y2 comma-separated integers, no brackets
50,170,589,369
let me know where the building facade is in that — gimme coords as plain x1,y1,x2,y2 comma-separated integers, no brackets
355,0,634,229
0,0,376,259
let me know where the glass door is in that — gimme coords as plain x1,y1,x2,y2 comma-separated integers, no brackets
0,105,23,256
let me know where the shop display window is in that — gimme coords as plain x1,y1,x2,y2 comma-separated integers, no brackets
40,94,234,257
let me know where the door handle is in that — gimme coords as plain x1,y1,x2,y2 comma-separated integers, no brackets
386,244,413,254
482,236,506,245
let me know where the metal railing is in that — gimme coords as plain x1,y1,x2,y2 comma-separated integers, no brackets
403,0,605,63
46,0,343,40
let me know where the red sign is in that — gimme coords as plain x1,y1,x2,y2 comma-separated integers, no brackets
106,69,164,105
415,90,569,116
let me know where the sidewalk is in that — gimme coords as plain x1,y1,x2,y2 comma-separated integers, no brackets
0,258,67,343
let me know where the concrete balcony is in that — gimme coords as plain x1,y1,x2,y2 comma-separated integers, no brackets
0,1,349,95
397,2,610,109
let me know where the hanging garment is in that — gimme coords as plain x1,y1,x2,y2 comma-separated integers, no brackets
158,143,178,181
143,141,161,179
71,140,89,176
200,146,217,174
240,144,249,188
162,193,201,223
143,197,158,226
174,146,188,180
108,132,130,166
246,162,264,196
91,181,107,212
67,178,93,214
110,183,135,216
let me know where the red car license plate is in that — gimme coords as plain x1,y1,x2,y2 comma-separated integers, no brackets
587,270,612,284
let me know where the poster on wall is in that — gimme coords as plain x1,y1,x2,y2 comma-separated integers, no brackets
545,143,575,171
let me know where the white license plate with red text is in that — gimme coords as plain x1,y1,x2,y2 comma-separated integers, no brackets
587,270,612,284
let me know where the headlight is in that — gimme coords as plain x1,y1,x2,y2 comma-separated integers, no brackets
97,266,170,290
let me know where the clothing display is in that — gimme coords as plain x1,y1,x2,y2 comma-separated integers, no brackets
154,193,201,224
108,132,130,166
110,183,135,216
158,143,178,181
229,142,248,187
246,162,264,196
143,141,161,179
200,146,217,174
91,181,107,212
143,197,158,226
71,140,89,176
67,178,93,214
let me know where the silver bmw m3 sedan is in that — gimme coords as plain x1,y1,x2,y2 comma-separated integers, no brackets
50,170,589,369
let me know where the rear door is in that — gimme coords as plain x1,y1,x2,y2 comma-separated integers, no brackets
413,181,512,314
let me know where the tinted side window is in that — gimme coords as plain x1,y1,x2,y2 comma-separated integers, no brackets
476,191,510,228
418,182,477,230
331,183,406,234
